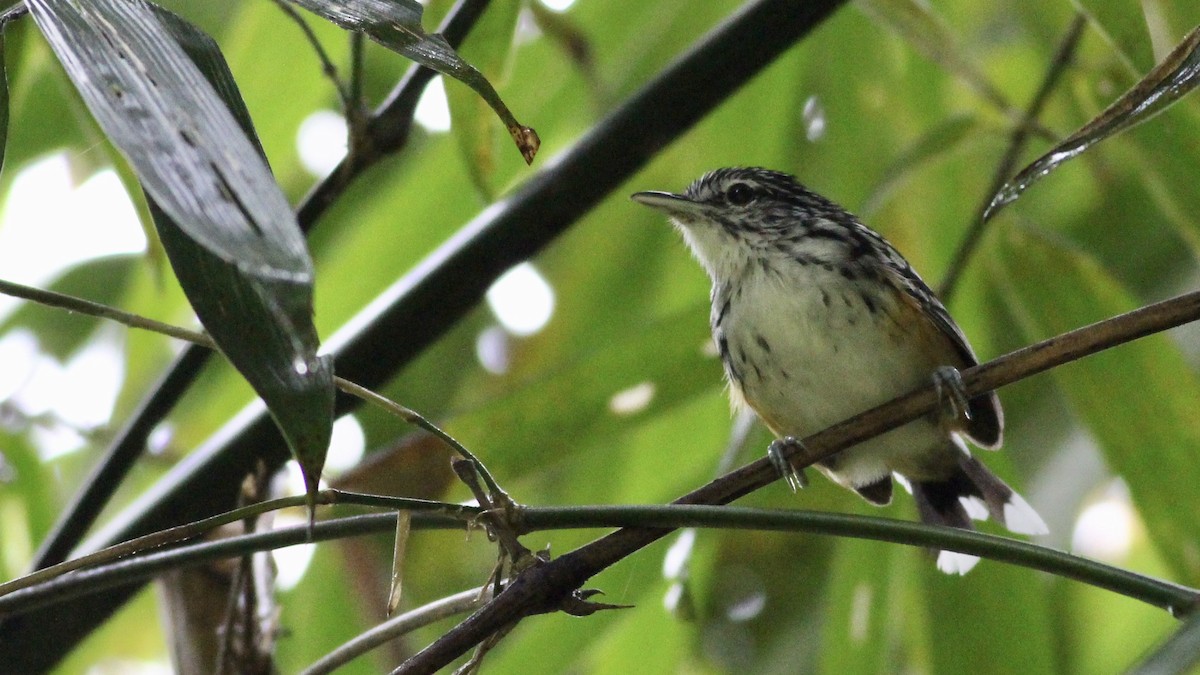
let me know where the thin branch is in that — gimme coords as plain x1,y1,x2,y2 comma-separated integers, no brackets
0,513,407,616
0,0,849,667
345,30,369,157
0,490,476,600
938,12,1087,300
336,378,506,498
302,586,493,675
3,503,1194,626
270,0,352,106
396,288,1200,672
0,277,214,347
0,495,314,601
519,505,1199,613
21,0,496,582
0,274,511,502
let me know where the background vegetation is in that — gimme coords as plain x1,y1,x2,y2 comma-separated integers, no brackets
1,0,1199,672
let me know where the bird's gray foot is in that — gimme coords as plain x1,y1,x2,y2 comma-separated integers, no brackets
932,366,971,425
767,436,810,492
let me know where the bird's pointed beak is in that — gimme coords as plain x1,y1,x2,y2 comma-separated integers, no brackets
631,190,705,218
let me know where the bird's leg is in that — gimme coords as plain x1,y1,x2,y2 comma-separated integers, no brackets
932,366,971,428
767,436,810,492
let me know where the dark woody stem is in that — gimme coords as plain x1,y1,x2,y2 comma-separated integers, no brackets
396,287,1200,673
938,12,1088,301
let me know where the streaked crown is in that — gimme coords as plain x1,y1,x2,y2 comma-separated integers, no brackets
633,167,876,282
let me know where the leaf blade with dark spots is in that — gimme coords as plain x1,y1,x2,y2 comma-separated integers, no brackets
27,0,333,492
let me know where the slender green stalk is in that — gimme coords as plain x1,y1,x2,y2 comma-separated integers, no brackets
336,379,509,499
0,274,508,496
3,504,1194,621
0,490,476,600
0,277,215,347
521,505,1200,616
302,586,491,675
271,0,352,106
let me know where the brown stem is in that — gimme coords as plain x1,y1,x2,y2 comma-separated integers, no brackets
397,288,1200,673
939,12,1088,300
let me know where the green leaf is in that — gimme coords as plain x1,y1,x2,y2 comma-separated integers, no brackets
155,6,334,495
1073,0,1155,73
26,0,333,492
284,0,539,163
992,225,1200,584
27,0,309,281
151,199,334,494
856,0,1012,114
986,24,1200,219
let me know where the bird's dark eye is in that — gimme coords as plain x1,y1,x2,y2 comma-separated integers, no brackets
726,183,754,206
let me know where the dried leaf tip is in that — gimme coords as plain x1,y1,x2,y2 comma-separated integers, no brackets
511,124,540,165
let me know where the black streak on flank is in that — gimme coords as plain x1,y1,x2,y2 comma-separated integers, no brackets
716,298,731,326
733,345,748,366
860,291,877,314
717,335,731,363
755,334,771,353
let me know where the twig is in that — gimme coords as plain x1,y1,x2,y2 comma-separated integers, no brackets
0,277,215,347
335,378,508,499
0,490,475,600
0,274,511,499
396,287,1200,673
3,501,1195,622
0,493,309,600
939,12,1088,301
301,586,492,675
270,0,353,107
345,30,369,158
22,0,496,582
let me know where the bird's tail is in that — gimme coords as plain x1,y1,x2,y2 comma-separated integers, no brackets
911,453,1047,574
